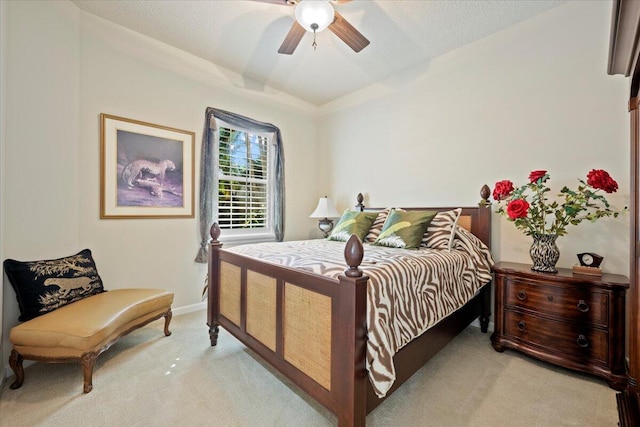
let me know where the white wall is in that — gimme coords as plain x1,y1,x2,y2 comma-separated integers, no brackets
1,1,319,371
77,12,318,310
0,0,8,388
318,1,630,275
2,0,81,372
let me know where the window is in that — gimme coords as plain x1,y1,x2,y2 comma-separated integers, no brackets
196,108,285,262
215,123,273,238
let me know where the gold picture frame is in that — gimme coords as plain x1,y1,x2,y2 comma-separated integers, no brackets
100,113,195,219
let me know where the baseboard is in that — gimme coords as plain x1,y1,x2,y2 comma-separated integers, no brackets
172,301,206,316
2,301,207,379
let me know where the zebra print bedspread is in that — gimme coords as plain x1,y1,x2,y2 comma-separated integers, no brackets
226,227,494,397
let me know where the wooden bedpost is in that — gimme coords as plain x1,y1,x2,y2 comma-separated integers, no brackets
473,184,492,251
479,184,491,206
208,223,222,346
478,184,492,333
355,193,365,212
336,235,368,427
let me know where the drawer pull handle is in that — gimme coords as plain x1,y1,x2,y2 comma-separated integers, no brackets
577,300,590,313
576,335,589,348
517,320,526,331
517,291,527,301
547,295,554,302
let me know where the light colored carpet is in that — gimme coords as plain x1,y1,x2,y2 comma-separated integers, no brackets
0,310,618,426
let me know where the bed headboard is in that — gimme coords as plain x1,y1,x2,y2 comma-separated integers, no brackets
355,184,492,249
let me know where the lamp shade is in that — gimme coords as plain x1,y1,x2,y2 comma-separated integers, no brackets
310,196,341,219
295,0,335,33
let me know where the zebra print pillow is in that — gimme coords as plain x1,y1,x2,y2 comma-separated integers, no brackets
364,208,391,243
421,208,462,251
3,249,105,321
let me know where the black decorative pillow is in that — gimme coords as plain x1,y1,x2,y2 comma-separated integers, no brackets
4,249,105,321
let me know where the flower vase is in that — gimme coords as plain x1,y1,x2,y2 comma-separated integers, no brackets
529,233,559,273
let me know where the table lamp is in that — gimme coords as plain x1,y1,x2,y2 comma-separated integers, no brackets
309,196,340,237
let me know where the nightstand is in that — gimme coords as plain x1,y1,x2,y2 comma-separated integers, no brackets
491,261,628,390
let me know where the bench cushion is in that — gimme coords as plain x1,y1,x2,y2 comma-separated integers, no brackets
10,288,173,359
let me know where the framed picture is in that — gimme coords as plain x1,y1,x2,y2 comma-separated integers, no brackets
100,113,195,219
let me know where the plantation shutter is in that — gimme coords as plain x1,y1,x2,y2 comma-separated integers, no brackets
217,126,269,230
195,108,285,263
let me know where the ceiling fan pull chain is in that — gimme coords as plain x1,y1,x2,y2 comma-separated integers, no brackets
311,22,319,51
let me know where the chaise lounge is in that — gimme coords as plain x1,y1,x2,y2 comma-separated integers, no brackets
8,288,174,393
4,249,174,393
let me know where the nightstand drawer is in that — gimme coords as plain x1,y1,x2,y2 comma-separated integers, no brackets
504,310,608,364
492,262,628,390
505,278,608,326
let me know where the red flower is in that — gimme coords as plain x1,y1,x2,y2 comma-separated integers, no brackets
506,199,529,219
528,170,548,183
587,169,618,193
493,180,514,201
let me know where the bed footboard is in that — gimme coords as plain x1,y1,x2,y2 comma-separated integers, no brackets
208,224,369,426
206,187,493,426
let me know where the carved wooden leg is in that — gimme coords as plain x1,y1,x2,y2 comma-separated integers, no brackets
163,310,173,336
9,350,24,390
209,324,219,346
80,352,97,393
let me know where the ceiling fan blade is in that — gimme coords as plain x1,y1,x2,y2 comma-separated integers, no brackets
249,0,296,5
278,21,306,55
328,11,370,53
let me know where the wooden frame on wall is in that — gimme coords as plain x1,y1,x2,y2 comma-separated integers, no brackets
100,113,195,219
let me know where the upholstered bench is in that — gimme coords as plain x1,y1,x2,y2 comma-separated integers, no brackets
9,288,174,393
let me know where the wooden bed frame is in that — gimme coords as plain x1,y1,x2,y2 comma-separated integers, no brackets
207,186,493,426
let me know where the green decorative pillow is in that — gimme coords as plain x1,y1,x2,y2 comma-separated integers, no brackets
328,211,378,242
374,210,437,249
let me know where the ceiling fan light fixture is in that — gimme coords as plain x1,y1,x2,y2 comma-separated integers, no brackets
294,0,334,33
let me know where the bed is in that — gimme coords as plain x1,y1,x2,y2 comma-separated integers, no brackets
207,186,494,426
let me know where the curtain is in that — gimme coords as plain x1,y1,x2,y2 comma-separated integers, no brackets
194,107,285,263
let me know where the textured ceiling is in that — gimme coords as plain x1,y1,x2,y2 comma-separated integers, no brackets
72,0,566,106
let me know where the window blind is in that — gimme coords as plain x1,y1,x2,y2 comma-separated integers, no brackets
217,127,269,230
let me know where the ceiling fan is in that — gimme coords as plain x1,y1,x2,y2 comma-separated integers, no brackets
254,0,370,54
